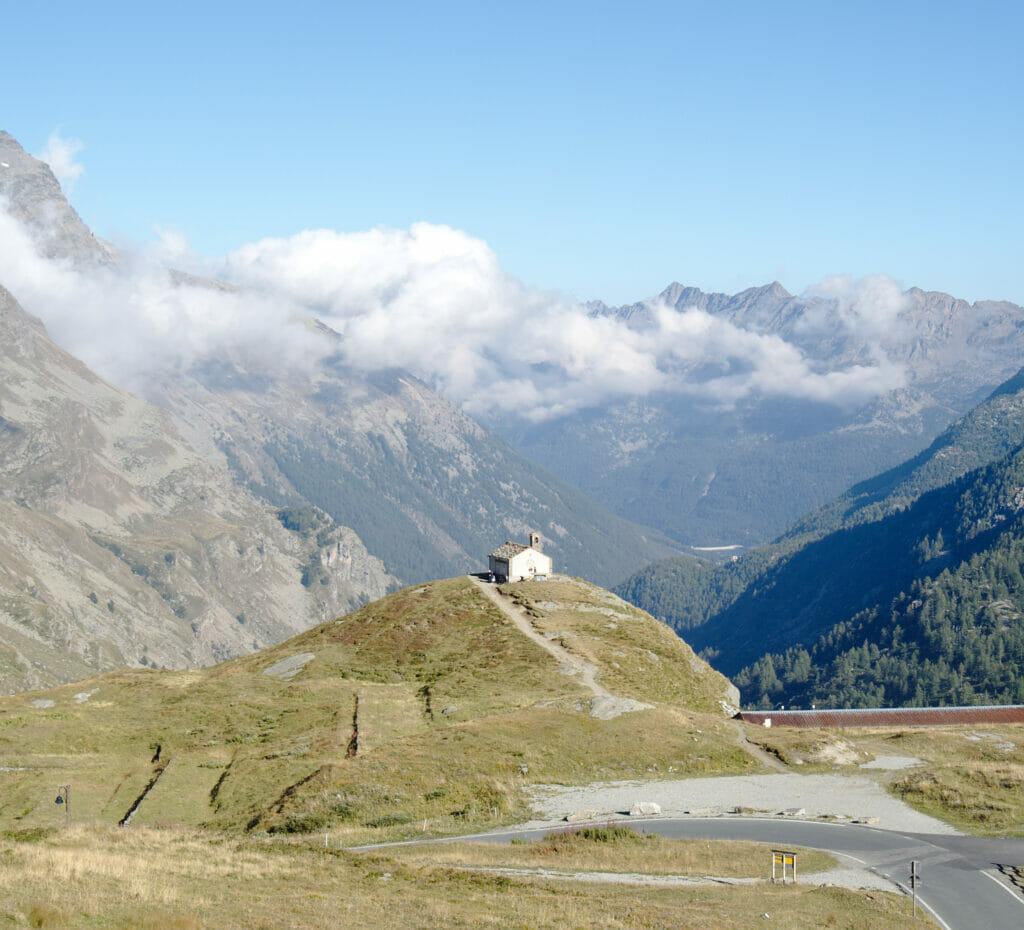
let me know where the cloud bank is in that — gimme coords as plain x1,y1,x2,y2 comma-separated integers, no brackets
0,195,907,421
0,206,326,394
217,224,906,418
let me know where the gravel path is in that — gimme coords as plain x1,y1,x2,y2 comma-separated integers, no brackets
729,720,789,772
472,578,609,696
524,773,960,835
438,862,901,894
859,754,925,770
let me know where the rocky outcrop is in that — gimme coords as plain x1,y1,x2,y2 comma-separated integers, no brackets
0,132,113,265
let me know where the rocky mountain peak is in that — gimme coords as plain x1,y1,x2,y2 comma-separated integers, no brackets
0,130,114,265
757,280,792,300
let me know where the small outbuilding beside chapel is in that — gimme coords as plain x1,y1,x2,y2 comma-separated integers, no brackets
488,531,553,582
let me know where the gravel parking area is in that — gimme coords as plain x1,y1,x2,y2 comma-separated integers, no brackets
525,773,960,835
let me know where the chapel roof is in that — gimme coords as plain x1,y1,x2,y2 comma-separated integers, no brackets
489,541,528,559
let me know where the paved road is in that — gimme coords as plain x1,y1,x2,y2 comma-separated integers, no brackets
429,818,1024,930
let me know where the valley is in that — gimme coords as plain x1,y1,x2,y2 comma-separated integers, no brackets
620,368,1024,711
501,282,1024,550
2,121,1024,929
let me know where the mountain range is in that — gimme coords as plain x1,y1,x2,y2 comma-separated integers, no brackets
5,125,1024,705
500,281,1024,549
0,281,391,691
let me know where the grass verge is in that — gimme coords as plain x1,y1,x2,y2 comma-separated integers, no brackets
386,825,837,877
0,825,927,929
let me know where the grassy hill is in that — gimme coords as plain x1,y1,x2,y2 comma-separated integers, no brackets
0,575,747,843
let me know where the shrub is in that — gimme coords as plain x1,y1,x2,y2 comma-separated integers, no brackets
363,813,413,828
268,814,329,834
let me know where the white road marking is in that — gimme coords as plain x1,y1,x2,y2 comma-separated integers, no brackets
982,869,1024,903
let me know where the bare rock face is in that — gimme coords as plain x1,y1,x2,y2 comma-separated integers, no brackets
0,284,394,692
150,352,679,589
0,132,113,265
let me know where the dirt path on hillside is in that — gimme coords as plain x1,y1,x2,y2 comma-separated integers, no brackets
471,578,609,697
728,720,790,773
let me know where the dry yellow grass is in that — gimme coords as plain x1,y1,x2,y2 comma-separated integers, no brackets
387,829,837,878
836,725,1024,835
0,826,929,929
890,761,1024,835
0,576,753,842
499,578,735,710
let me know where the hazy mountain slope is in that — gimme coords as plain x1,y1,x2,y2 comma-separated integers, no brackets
0,575,747,840
503,282,1024,548
0,285,392,693
785,368,1024,539
0,131,113,264
619,369,1024,641
152,348,681,589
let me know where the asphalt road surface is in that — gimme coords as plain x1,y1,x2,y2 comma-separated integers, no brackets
454,818,1024,930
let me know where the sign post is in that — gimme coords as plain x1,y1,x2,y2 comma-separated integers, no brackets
910,860,918,918
54,785,69,828
771,849,797,883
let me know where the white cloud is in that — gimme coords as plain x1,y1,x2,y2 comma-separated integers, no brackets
0,192,906,420
0,202,328,394
217,226,906,418
803,273,910,343
36,132,85,192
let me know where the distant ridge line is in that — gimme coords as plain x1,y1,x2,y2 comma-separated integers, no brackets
739,705,1024,728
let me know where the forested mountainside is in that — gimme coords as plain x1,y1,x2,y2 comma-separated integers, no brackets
782,368,1024,540
617,369,1024,707
733,444,1024,708
619,369,1024,632
502,282,1024,550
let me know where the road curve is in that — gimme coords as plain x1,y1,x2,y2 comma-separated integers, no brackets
363,818,1024,930
486,819,1024,930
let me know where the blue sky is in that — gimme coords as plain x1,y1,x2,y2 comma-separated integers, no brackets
5,0,1023,305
